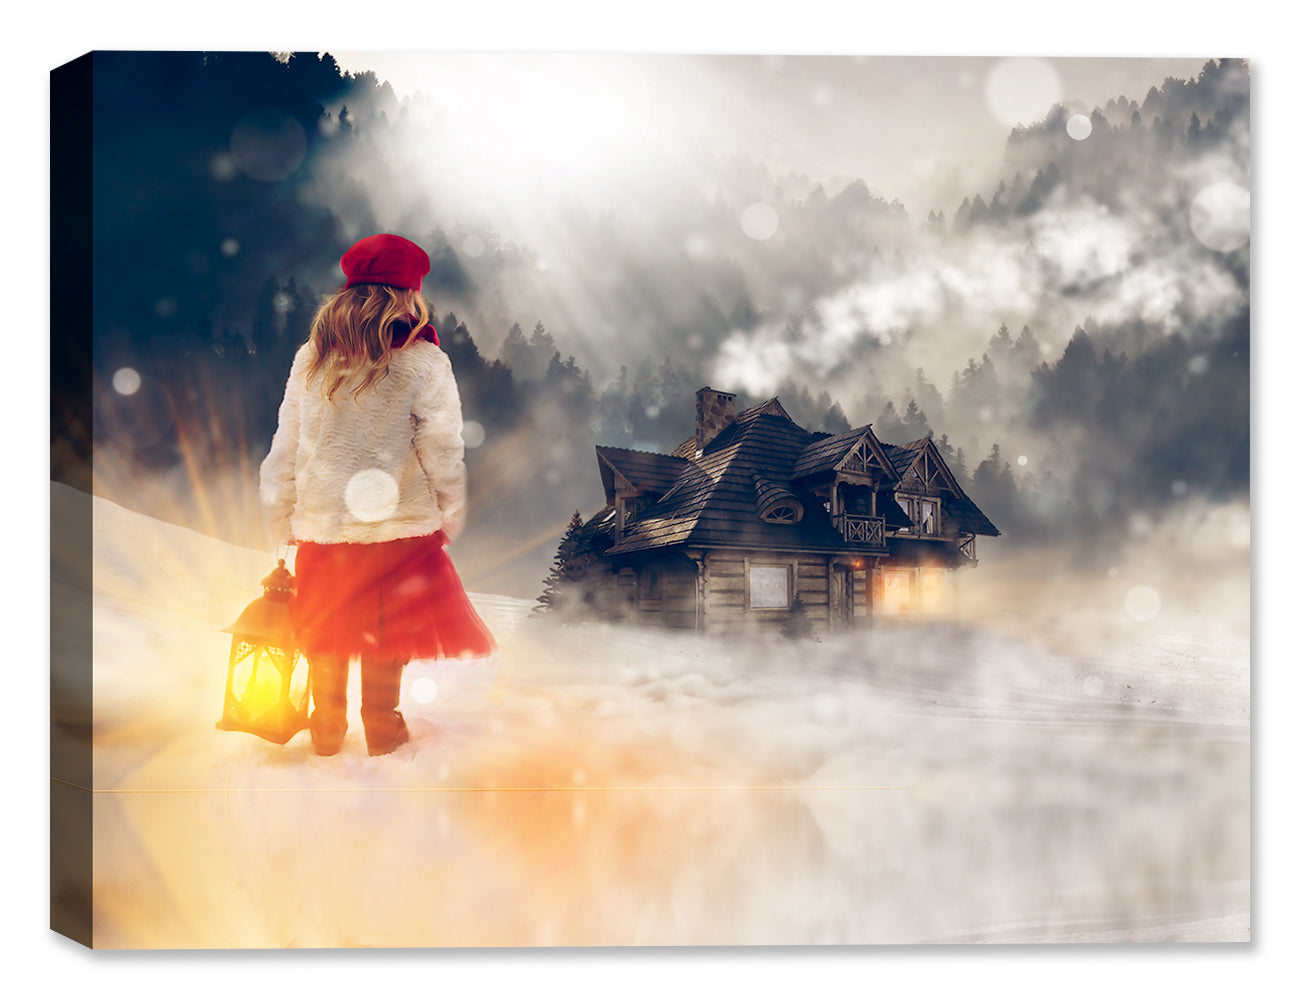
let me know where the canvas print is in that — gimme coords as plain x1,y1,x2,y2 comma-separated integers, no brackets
50,51,1250,948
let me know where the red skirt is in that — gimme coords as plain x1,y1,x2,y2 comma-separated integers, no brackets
291,532,497,661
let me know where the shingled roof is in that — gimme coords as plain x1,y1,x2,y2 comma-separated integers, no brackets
939,496,1000,536
595,395,999,557
883,440,930,475
610,404,860,555
791,424,900,480
595,446,690,505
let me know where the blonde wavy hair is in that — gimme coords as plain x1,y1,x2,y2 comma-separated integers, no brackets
305,284,432,401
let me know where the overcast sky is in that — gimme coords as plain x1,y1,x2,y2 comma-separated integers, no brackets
332,53,1210,216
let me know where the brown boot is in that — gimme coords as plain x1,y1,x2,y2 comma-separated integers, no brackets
309,654,349,756
361,658,409,756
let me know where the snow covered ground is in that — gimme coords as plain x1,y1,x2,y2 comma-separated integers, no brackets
57,483,1249,948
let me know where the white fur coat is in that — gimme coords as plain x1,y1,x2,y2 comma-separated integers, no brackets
259,340,467,546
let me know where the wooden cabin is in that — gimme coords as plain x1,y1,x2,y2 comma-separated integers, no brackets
575,387,1000,633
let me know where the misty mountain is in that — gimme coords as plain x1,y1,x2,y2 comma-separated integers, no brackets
75,52,1249,596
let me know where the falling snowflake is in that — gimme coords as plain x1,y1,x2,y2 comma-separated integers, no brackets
684,234,712,260
462,420,486,449
1066,114,1093,141
984,58,1062,127
209,153,237,182
411,677,438,704
344,469,400,522
112,367,141,396
740,203,779,241
1190,181,1250,253
230,108,308,183
1124,585,1162,622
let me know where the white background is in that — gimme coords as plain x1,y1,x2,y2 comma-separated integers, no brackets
7,2,1291,996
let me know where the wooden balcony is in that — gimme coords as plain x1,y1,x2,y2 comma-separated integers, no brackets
835,514,886,548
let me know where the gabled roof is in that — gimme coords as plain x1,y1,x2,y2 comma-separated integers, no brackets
887,438,964,498
885,438,1000,536
882,440,929,478
792,425,899,480
595,446,690,505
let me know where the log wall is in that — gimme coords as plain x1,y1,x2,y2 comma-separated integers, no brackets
634,562,699,630
699,550,834,634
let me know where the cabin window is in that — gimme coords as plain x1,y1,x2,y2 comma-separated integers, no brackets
644,566,662,599
895,496,940,535
880,569,912,612
919,568,946,610
748,565,791,609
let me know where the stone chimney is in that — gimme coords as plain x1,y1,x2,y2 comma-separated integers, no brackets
695,387,737,454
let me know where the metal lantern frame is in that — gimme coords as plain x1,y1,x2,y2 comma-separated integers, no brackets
217,558,310,744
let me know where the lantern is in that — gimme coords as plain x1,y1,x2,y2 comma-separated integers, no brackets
217,559,310,744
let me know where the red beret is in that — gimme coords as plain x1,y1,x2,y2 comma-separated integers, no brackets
340,234,431,291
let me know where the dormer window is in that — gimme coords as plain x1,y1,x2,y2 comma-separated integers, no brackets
622,496,649,521
762,503,802,524
918,499,937,534
896,496,941,536
615,494,650,543
754,475,804,524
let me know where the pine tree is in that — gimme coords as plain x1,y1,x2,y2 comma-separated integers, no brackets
500,322,528,372
972,444,1020,536
534,510,584,616
1013,325,1041,369
822,401,851,434
913,368,944,420
875,400,906,442
900,399,931,441
953,447,969,487
781,596,818,641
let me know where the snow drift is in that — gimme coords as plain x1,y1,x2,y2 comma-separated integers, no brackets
56,482,1248,947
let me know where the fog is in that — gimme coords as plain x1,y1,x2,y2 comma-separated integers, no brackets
58,482,1247,947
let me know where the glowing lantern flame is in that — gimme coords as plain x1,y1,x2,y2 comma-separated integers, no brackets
217,559,310,744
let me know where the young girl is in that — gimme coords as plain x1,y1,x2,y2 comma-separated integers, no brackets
260,233,496,757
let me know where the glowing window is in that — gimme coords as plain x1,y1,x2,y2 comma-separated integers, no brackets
880,570,912,612
919,569,945,609
749,565,790,609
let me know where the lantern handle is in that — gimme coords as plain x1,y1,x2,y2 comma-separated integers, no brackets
276,541,296,564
